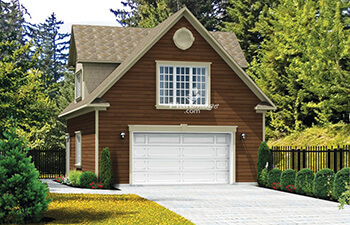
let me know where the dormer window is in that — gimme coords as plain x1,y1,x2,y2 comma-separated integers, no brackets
75,70,82,101
156,61,211,109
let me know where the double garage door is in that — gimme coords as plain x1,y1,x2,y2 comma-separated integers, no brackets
131,132,231,185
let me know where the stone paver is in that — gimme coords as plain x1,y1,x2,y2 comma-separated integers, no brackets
43,179,350,225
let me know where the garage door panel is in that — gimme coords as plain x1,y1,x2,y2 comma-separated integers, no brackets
216,161,229,170
134,135,146,144
216,135,229,144
183,134,215,144
147,146,181,157
182,147,216,157
133,173,147,183
133,160,147,170
217,147,229,157
216,172,229,182
148,173,181,183
148,134,181,144
147,160,181,171
133,147,147,157
183,172,216,182
183,161,215,170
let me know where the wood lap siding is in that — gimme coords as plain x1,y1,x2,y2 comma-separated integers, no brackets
99,18,262,183
67,112,95,173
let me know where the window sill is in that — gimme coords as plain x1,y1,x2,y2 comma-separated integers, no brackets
155,104,213,110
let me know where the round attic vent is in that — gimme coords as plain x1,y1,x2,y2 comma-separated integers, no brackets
173,27,195,50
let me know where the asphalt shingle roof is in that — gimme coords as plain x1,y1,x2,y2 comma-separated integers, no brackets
68,25,248,68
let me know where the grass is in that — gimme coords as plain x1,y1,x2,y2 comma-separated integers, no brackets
267,123,350,147
32,193,194,224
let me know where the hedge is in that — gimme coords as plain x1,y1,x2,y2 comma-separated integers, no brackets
313,168,335,199
333,167,350,200
280,169,296,192
295,168,314,195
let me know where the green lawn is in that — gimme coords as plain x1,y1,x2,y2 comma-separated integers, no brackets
33,193,194,224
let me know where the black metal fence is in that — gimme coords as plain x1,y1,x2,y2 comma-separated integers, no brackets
29,149,66,178
1,148,66,178
271,145,350,173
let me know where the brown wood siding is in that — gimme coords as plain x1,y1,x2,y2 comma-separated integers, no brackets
98,17,262,183
67,112,95,173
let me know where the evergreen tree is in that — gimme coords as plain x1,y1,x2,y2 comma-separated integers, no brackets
110,0,228,30
100,147,114,189
0,40,55,148
0,130,51,223
248,0,350,136
257,142,273,185
0,0,28,43
221,0,279,63
27,12,70,90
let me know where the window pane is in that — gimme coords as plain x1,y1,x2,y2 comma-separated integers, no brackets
160,66,164,74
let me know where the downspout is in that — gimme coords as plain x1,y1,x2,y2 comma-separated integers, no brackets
262,112,266,142
95,110,99,177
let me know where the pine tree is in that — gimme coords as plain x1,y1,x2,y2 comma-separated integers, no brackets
248,0,350,136
257,142,273,185
0,130,51,223
100,147,114,189
0,0,28,43
28,12,70,91
221,0,279,63
110,0,228,30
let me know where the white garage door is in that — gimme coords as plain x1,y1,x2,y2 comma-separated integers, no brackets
131,132,231,185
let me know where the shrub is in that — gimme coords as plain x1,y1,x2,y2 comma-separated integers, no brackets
333,167,350,200
100,147,114,189
280,169,296,192
257,142,273,186
69,169,83,187
0,130,51,224
79,171,98,188
267,168,282,188
313,168,335,199
295,168,314,195
258,168,268,187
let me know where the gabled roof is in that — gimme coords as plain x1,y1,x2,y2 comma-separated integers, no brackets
68,25,248,68
60,7,276,118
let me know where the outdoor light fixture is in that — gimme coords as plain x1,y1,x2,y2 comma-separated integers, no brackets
120,132,126,140
240,133,246,141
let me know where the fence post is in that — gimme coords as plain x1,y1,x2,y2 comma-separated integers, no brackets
339,145,343,170
333,146,337,173
297,148,301,171
292,147,295,170
302,148,306,169
328,147,331,169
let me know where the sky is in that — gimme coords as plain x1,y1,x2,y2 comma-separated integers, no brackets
20,0,125,34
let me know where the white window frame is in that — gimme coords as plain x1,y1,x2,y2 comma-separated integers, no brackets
75,131,82,168
75,70,82,102
155,61,211,110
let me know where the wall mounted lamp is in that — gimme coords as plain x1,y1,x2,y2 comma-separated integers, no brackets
120,132,126,140
240,133,246,141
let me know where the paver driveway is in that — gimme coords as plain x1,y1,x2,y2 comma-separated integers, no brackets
119,184,350,225
45,180,350,224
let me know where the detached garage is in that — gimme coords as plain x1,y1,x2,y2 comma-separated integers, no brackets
60,8,276,185
130,125,236,185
